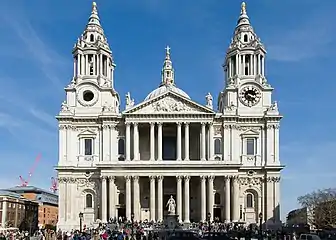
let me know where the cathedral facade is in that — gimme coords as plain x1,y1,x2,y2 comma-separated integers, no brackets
56,2,283,231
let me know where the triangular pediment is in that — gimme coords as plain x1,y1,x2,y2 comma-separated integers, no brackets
123,91,215,115
240,129,260,136
78,129,97,137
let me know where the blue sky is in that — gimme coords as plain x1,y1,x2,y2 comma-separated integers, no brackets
0,0,335,220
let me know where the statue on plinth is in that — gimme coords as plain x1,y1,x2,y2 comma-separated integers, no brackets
166,195,176,215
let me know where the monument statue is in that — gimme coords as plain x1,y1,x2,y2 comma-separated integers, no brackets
166,195,176,215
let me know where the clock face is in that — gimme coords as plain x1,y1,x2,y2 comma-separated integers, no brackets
239,86,261,107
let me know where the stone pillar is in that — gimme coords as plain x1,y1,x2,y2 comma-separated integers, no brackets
101,176,108,222
109,176,116,219
133,122,139,160
133,176,140,221
184,176,190,223
125,123,131,161
157,176,164,221
100,54,103,75
176,122,182,161
208,123,214,160
1,200,7,227
157,123,162,161
232,176,240,222
207,176,214,221
125,176,132,221
274,177,281,222
258,55,261,75
150,176,156,221
184,123,189,161
224,176,231,222
200,175,207,222
201,123,206,160
85,55,89,75
76,55,80,76
176,176,182,222
102,125,109,161
150,122,155,161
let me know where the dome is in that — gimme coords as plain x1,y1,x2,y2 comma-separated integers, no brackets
145,85,190,101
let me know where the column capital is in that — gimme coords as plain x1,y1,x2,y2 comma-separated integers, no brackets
149,175,156,181
133,122,138,127
132,176,139,181
201,122,206,126
208,122,214,126
125,122,131,126
184,175,191,181
108,176,116,181
208,175,215,181
224,175,231,180
157,122,163,126
200,175,207,181
183,122,190,126
150,122,155,126
125,175,132,181
176,175,183,181
231,175,240,182
100,176,108,181
176,122,182,126
157,176,164,181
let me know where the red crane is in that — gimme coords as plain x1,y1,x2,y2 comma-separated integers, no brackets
50,177,58,193
19,154,41,187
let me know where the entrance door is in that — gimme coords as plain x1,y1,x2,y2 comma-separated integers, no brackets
214,208,222,222
118,208,126,219
163,136,176,160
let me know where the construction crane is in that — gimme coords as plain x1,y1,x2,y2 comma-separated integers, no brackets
50,177,58,193
19,154,41,187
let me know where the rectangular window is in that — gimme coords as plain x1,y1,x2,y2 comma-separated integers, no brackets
246,138,255,155
84,139,93,155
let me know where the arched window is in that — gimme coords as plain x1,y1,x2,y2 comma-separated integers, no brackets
86,194,93,208
246,193,253,208
119,193,125,205
118,139,125,155
214,139,222,154
243,34,248,42
90,34,94,42
214,193,221,205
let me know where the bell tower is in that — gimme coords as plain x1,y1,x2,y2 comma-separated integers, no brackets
60,2,120,116
218,2,277,116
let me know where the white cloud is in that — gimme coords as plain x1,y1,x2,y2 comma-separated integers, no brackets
29,108,57,129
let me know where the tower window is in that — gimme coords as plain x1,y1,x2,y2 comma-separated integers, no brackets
118,139,125,155
90,34,94,42
214,139,222,154
84,139,93,155
243,34,248,42
246,193,254,208
86,194,93,208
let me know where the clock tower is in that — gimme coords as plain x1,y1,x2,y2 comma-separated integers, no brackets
218,2,278,117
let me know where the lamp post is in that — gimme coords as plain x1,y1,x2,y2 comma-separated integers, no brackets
131,212,135,240
207,212,211,232
79,212,84,232
258,212,263,240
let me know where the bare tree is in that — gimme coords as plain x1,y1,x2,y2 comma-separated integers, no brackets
298,188,336,228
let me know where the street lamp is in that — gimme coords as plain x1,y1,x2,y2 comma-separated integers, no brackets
207,212,211,232
79,212,84,232
131,213,135,240
258,212,263,240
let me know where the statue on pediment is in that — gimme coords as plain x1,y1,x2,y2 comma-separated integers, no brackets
205,92,213,109
125,92,134,109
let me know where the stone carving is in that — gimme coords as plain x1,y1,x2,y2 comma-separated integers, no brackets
102,101,115,113
152,97,193,112
60,101,71,113
205,93,213,109
224,101,236,112
214,126,222,135
125,92,135,109
240,177,262,186
267,101,278,113
166,195,176,215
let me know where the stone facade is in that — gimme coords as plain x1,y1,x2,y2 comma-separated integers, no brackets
56,2,283,231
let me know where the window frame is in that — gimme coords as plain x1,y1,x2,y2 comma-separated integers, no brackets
246,193,254,208
240,129,259,157
85,193,93,208
246,138,256,156
77,129,97,157
214,138,222,155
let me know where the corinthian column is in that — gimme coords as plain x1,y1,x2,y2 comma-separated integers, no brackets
207,176,214,221
150,176,156,221
176,176,182,222
133,176,140,221
150,122,155,161
157,176,164,221
232,176,240,222
157,123,162,161
201,123,206,160
125,123,131,161
184,123,189,161
176,122,182,161
109,176,116,219
133,123,139,160
184,176,190,223
208,123,214,160
200,176,207,222
125,176,132,221
101,176,107,222
224,176,231,222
